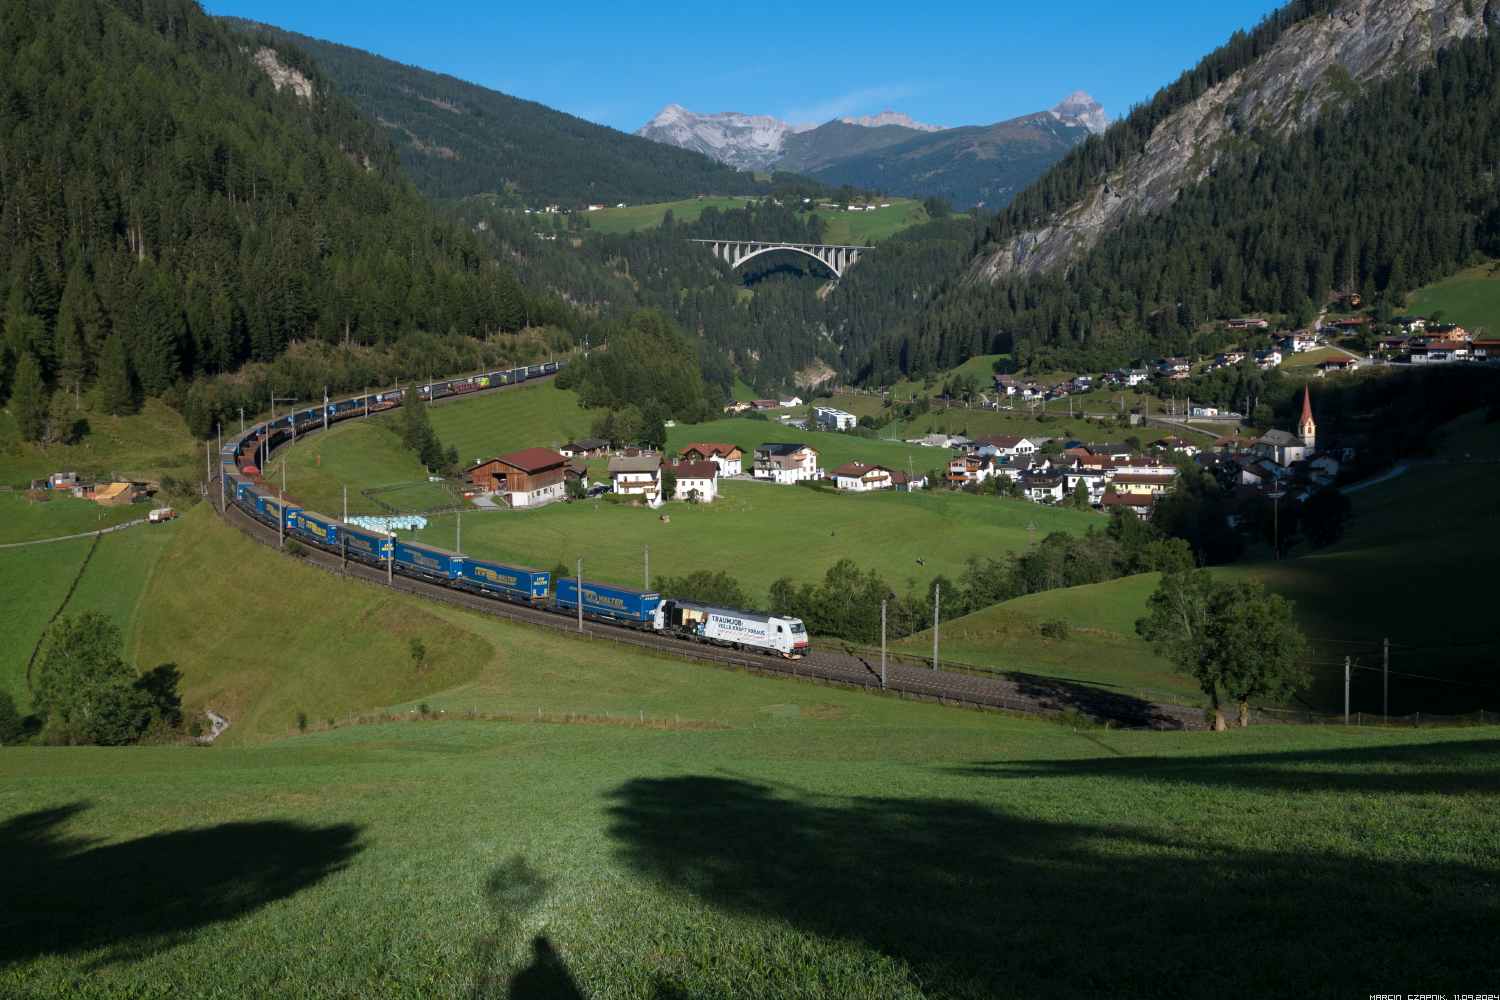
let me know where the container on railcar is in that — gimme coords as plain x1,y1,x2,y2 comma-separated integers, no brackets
554,577,660,625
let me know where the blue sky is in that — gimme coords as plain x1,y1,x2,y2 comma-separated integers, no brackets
205,0,1283,131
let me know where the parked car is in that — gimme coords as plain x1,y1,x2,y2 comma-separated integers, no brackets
586,484,611,497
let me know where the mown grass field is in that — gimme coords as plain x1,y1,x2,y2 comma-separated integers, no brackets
414,479,1100,601
1406,260,1500,335
0,518,181,714
0,491,146,544
1,698,1495,997
575,196,749,234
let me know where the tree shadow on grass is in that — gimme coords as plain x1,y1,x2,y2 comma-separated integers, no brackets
956,736,1500,796
0,802,362,966
606,775,1499,998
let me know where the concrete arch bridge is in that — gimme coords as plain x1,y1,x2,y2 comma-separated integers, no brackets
692,239,867,279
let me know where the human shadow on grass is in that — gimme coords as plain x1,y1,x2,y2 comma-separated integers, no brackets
606,775,1499,998
0,802,362,966
955,736,1500,796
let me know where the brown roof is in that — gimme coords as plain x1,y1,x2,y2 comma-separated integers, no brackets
831,461,890,478
680,443,742,459
495,448,567,473
663,460,719,479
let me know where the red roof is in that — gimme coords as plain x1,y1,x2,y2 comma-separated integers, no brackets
680,443,742,459
495,448,567,472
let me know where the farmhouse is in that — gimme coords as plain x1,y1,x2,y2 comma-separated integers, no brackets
608,455,662,507
1111,473,1175,498
753,443,821,484
889,470,927,491
465,448,568,507
830,461,892,491
663,459,719,502
971,435,1039,457
559,438,611,458
679,443,744,475
1020,469,1066,502
1228,317,1270,329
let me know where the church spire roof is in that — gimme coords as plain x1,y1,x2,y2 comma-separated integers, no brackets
1301,386,1313,424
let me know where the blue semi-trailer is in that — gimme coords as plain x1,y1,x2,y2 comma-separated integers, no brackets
459,557,549,602
554,577,660,626
392,539,464,582
340,523,394,565
290,511,341,548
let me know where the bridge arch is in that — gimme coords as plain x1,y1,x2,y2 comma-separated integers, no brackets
691,239,866,280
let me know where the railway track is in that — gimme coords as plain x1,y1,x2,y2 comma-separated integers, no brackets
214,493,1204,731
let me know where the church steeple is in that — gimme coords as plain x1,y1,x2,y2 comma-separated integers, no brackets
1298,386,1316,449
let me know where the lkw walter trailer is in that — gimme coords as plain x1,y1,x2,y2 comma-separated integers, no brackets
655,599,808,658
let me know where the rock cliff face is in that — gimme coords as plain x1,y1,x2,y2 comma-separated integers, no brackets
837,110,945,131
1048,91,1110,134
967,0,1488,283
633,105,818,172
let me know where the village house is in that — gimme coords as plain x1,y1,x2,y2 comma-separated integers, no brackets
1425,324,1469,340
1212,435,1258,453
753,443,821,483
1470,339,1500,362
559,438,611,458
1101,491,1155,518
777,394,804,408
1086,442,1135,459
971,434,1040,457
1157,357,1191,373
1391,315,1427,332
1110,473,1176,498
1228,318,1270,329
1020,469,1067,502
947,454,1004,485
679,443,744,475
831,461,893,491
1317,355,1361,372
1065,465,1113,501
889,469,927,491
1152,436,1201,455
464,448,568,507
608,455,663,506
662,458,719,502
1214,351,1248,365
1410,342,1470,364
1253,349,1283,368
1276,331,1319,353
751,399,782,411
723,399,752,414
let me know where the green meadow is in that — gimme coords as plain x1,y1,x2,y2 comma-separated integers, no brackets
1,688,1495,997
1405,260,1500,334
0,491,146,544
578,196,928,245
0,397,202,487
408,480,1099,601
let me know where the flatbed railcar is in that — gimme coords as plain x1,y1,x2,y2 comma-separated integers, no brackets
553,577,660,628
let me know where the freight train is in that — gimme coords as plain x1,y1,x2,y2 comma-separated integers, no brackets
217,361,809,658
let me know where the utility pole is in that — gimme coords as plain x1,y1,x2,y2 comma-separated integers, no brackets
456,506,461,555
1028,520,1036,550
323,387,328,433
1383,638,1389,718
387,529,393,584
363,387,368,419
577,556,584,633
644,546,649,589
1350,653,1362,722
881,599,887,692
279,460,286,549
343,485,347,523
932,584,940,670
239,407,244,432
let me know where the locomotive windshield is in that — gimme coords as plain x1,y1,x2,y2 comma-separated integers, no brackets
789,622,806,633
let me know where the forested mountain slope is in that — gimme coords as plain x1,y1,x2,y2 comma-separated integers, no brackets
219,19,777,208
799,112,1094,211
973,0,1487,279
0,0,557,430
855,0,1500,386
455,198,982,395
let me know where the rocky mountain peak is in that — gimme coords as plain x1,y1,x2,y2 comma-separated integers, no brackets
1048,91,1109,134
837,110,945,131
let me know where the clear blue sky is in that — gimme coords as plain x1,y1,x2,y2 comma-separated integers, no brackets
205,0,1282,132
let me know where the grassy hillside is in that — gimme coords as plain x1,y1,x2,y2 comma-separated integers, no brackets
0,399,201,488
0,492,145,545
1405,261,1500,336
582,197,931,245
1,698,1494,996
130,505,492,735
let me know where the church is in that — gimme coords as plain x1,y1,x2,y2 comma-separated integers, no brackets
1254,388,1316,468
